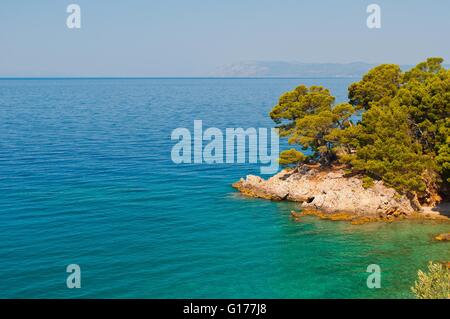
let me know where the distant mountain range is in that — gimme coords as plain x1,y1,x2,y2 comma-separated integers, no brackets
213,61,450,78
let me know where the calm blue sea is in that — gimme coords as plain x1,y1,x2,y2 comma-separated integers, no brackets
0,78,448,298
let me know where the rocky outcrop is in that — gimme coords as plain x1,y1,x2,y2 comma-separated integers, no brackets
233,167,417,218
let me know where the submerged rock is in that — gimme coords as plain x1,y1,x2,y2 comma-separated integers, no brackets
233,167,417,218
435,233,450,241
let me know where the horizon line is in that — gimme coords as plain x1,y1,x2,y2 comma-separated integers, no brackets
0,76,361,80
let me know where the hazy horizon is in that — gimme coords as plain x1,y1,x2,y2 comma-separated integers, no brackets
1,0,449,76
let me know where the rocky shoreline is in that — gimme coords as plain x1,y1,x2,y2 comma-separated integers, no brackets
233,166,449,224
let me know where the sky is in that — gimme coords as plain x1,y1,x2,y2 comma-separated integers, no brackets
0,0,449,76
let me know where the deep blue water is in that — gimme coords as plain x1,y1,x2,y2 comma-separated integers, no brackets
0,78,448,298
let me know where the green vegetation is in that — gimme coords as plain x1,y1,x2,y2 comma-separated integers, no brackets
411,262,450,299
361,176,374,189
278,148,306,167
270,85,354,166
271,58,449,200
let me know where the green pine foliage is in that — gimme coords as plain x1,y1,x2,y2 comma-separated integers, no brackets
396,58,450,186
278,149,307,167
340,101,430,193
348,64,402,110
411,262,450,299
270,85,354,166
361,176,374,189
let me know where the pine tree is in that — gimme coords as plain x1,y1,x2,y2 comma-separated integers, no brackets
348,64,402,110
395,58,450,186
339,101,430,194
270,85,354,166
341,58,449,196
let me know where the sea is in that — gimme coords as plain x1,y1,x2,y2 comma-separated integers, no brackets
0,78,448,298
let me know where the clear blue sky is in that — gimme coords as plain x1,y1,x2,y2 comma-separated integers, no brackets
1,0,449,76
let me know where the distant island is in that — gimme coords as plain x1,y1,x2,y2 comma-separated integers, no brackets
214,60,450,78
234,58,450,223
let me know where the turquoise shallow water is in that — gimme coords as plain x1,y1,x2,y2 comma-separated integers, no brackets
0,78,448,298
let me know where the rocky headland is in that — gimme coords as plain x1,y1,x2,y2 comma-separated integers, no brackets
233,166,449,224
